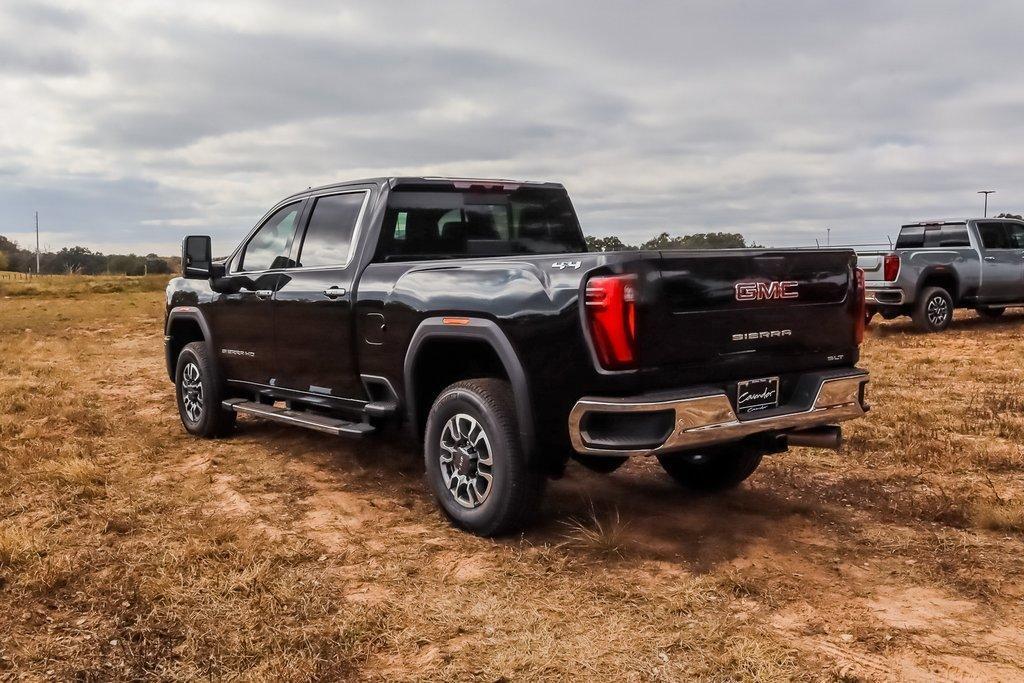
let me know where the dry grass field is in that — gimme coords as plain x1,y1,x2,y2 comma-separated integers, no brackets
2,275,1024,681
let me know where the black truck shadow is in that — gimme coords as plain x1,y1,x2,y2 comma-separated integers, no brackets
535,460,839,572
233,420,844,573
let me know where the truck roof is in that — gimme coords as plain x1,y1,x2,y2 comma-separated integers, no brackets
283,176,565,202
903,217,1019,226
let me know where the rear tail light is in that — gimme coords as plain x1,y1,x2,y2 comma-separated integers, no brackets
853,267,866,345
883,253,900,282
585,274,638,369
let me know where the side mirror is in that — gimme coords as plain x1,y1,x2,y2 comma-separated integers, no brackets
182,235,212,279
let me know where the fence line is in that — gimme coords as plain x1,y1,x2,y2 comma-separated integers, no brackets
0,272,171,281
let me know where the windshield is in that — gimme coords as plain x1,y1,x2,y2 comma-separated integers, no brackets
375,187,587,261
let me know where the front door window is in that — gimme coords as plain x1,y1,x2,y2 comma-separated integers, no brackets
240,202,302,272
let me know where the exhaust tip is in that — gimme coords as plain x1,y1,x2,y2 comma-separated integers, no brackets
786,425,843,450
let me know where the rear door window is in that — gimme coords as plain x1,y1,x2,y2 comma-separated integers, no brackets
1003,221,1024,249
978,221,1009,249
296,192,367,268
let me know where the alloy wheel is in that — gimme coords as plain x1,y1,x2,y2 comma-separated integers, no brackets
181,361,204,423
438,413,494,509
927,295,949,327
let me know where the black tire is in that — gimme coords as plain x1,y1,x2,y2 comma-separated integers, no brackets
912,286,953,332
656,442,763,492
424,379,545,537
977,306,1006,319
864,309,876,327
572,454,629,474
175,341,236,438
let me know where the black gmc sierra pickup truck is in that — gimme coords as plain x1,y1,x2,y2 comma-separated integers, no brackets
165,177,870,536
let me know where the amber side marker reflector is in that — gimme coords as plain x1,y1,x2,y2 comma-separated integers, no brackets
442,317,471,326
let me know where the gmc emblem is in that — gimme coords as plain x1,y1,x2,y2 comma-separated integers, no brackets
735,280,799,301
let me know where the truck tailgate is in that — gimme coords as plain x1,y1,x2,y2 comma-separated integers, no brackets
637,249,858,384
856,252,887,283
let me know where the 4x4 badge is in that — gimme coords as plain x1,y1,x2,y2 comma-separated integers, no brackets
552,261,581,270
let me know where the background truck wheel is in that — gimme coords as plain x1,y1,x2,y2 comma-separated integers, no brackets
424,378,545,537
572,454,629,474
977,306,1006,319
175,341,236,438
912,286,953,332
656,442,763,492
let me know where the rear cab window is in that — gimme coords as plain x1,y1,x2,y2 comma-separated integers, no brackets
926,224,969,247
374,185,587,261
895,225,924,249
896,223,970,249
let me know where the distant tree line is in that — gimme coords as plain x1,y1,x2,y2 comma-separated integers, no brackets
0,235,177,275
584,231,757,252
996,213,1023,220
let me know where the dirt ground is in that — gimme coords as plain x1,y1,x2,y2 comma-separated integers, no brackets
2,276,1023,681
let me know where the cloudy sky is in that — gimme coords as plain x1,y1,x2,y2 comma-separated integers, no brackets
2,1,1023,255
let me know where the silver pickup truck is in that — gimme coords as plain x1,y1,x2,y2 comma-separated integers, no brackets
857,218,1024,332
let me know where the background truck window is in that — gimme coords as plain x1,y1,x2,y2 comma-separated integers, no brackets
895,225,925,248
922,224,969,248
1002,221,1024,248
978,221,1009,249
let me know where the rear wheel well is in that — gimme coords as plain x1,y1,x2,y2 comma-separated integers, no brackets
919,273,958,304
411,339,509,439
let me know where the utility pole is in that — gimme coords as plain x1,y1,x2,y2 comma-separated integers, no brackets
978,190,995,218
826,227,831,246
35,211,40,274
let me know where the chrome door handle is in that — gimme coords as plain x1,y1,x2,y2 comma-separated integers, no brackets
254,289,273,299
984,256,996,261
323,287,347,299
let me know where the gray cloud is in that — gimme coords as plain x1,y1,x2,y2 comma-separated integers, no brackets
0,1,89,75
0,175,199,253
2,0,1024,255
6,0,87,30
0,44,87,76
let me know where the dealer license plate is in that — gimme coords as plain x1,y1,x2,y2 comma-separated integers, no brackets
736,376,780,414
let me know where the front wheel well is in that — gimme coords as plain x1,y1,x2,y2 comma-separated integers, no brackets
167,317,206,378
410,338,509,439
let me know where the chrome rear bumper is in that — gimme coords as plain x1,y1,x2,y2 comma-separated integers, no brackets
865,287,904,305
568,370,868,457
